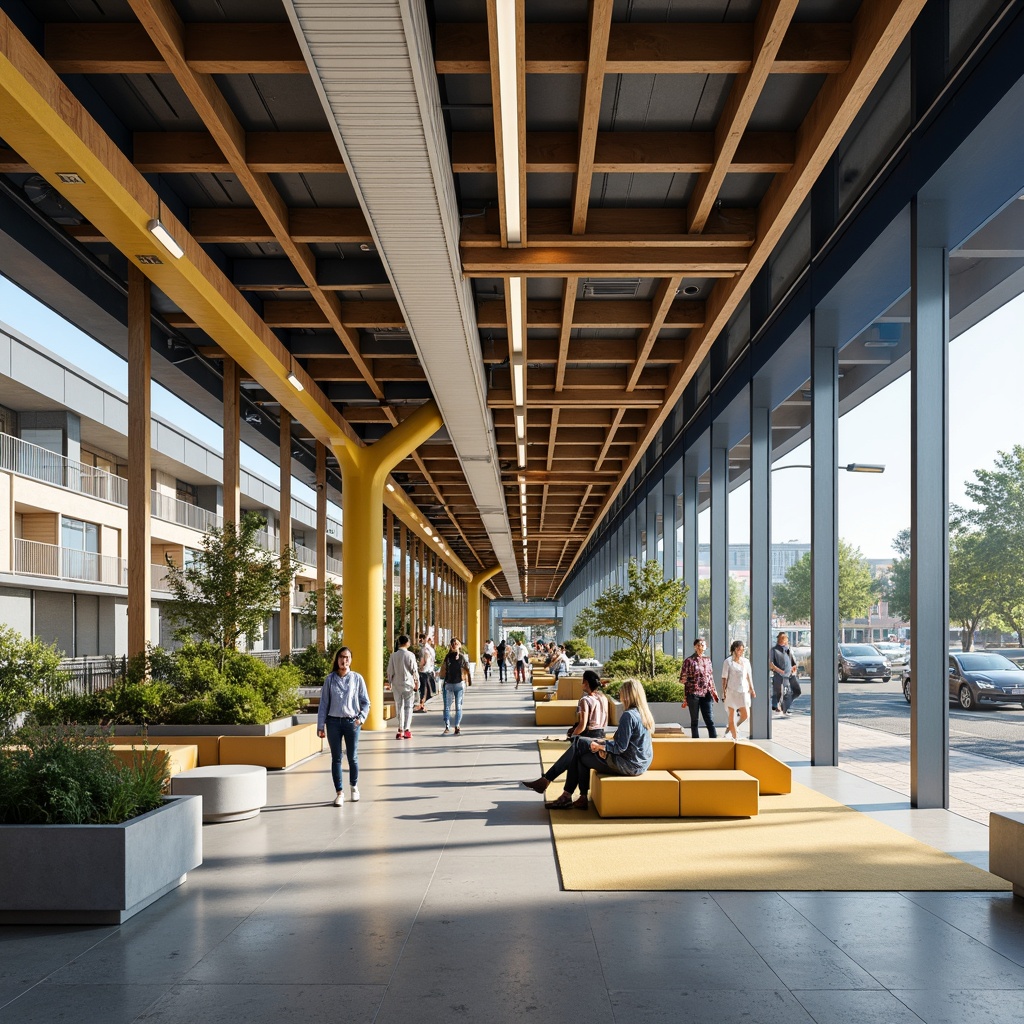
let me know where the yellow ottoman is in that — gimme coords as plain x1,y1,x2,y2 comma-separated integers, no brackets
535,700,578,726
674,769,759,817
591,770,679,817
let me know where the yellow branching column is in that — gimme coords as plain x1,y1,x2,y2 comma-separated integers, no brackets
467,566,501,663
335,402,443,730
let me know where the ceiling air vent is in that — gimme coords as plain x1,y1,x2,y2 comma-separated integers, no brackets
371,328,412,343
582,279,641,298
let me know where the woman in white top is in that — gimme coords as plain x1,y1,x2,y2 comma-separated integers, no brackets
721,640,755,741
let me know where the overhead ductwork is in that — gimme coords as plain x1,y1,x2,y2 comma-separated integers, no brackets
284,0,521,599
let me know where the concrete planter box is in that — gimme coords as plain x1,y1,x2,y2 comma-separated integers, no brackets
0,794,202,925
112,715,299,737
649,700,726,730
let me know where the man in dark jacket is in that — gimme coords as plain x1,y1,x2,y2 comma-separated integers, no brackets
769,632,801,715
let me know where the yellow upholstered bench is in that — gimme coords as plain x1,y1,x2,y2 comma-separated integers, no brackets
109,743,199,778
138,735,223,767
535,700,578,726
533,686,558,702
556,675,584,701
592,770,679,817
219,724,323,769
674,769,759,817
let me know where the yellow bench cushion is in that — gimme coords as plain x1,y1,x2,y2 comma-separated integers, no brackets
591,770,680,817
535,700,579,726
673,769,759,817
557,676,584,701
219,724,323,769
735,744,792,794
139,735,222,767
109,743,198,777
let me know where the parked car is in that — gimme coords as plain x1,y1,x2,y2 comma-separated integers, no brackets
902,652,1024,709
873,642,908,668
838,643,892,682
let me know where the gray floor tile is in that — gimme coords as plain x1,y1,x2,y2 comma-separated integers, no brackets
137,983,386,1024
0,982,168,1024
901,893,1024,966
793,988,927,1024
893,989,1024,1024
608,987,816,1023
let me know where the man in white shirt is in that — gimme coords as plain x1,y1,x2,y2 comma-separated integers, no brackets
483,638,496,679
415,633,436,712
514,640,530,689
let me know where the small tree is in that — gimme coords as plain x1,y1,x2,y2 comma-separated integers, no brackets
297,580,343,650
0,627,70,738
884,528,912,622
507,630,527,645
772,539,875,624
573,559,688,678
164,510,299,663
949,528,999,651
696,577,750,636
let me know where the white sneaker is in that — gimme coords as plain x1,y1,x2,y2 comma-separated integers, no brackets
350,786,360,802
332,791,344,806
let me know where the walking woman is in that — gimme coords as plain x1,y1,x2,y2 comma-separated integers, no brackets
567,670,609,739
317,646,370,805
721,640,755,741
521,678,654,810
440,637,471,735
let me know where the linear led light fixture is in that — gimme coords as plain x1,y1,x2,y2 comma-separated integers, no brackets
517,442,526,468
508,277,524,352
424,527,433,537
495,0,521,244
511,359,525,406
287,371,304,392
515,411,525,439
385,482,395,492
147,217,184,259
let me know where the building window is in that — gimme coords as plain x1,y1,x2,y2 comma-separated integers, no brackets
61,517,99,553
176,479,198,505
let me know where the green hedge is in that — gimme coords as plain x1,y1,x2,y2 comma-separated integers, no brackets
604,675,686,703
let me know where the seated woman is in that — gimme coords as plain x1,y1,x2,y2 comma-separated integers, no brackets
522,678,654,809
567,670,609,740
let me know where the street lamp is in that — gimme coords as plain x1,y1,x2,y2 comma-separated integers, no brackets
770,463,885,474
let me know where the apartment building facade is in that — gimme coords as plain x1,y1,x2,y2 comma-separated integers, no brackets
0,321,342,659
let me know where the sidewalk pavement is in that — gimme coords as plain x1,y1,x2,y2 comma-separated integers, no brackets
767,707,1024,824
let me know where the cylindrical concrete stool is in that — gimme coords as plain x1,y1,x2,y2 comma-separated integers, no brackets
170,765,268,823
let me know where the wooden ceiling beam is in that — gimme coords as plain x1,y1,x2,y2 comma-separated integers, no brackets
688,0,799,233
489,389,662,408
571,0,614,234
559,0,928,583
554,277,577,390
495,366,668,390
189,207,371,243
452,130,794,174
626,275,682,391
126,0,380,404
435,22,850,75
133,131,346,174
166,299,405,331
463,246,747,276
477,297,705,329
462,206,756,248
44,22,307,74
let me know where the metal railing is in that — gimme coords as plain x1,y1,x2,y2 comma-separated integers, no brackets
0,431,128,505
150,490,223,533
14,538,128,586
56,655,128,696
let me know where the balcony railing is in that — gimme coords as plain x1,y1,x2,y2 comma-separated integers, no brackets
14,538,127,586
0,431,127,505
150,491,223,533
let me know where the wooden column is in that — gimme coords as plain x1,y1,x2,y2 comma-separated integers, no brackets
222,358,240,525
399,522,408,635
315,441,327,651
385,511,394,646
278,414,292,657
127,266,151,657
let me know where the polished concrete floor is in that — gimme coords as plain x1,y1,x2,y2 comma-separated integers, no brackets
2,682,1023,1024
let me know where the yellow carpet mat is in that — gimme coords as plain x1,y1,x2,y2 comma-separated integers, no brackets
536,741,1009,892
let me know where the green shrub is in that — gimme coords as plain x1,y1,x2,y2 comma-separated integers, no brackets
0,626,70,738
564,638,595,660
603,647,682,679
0,727,168,825
284,645,333,687
604,675,685,703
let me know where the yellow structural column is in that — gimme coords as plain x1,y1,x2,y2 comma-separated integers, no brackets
467,565,502,664
335,402,443,730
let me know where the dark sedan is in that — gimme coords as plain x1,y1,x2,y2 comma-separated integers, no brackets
902,652,1024,710
838,643,892,683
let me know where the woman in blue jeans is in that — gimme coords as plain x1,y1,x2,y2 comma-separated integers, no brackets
440,637,471,735
521,678,655,809
317,646,370,806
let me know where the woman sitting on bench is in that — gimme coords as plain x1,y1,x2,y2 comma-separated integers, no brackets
522,678,654,810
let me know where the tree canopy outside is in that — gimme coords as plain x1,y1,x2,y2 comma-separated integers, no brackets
884,528,912,622
573,558,688,677
772,539,875,624
958,445,1024,646
696,576,749,636
164,510,299,659
948,528,1000,650
297,580,343,650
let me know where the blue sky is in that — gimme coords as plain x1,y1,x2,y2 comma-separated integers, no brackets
3,274,1021,559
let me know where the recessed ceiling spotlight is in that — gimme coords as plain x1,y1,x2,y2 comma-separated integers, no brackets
680,284,701,297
